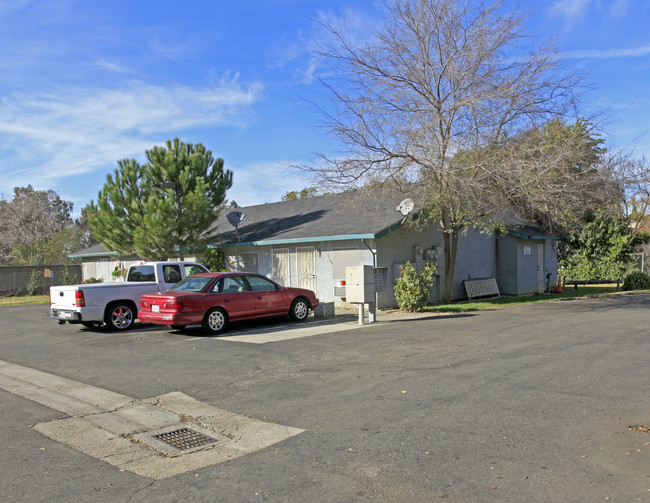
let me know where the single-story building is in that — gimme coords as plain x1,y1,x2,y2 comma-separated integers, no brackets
71,191,559,308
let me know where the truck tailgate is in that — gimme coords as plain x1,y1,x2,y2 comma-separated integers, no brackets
50,287,79,310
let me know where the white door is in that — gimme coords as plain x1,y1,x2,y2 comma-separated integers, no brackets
537,243,545,293
296,246,316,291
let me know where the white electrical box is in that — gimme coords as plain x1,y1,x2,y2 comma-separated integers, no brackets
345,265,375,303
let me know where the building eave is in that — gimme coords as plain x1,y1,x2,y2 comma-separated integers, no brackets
68,250,120,259
211,233,381,248
505,229,560,241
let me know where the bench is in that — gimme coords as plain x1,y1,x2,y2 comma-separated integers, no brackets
463,278,501,301
563,279,621,290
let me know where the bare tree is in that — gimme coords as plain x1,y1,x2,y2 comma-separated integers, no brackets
308,0,609,301
616,153,650,241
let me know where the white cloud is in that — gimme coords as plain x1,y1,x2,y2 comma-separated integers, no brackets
92,59,132,74
549,0,631,25
549,0,592,23
563,45,650,59
273,6,381,85
0,77,264,190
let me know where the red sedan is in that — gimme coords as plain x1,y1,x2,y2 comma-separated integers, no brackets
139,272,319,334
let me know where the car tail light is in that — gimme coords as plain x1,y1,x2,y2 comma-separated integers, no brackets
140,298,149,309
75,289,85,307
163,299,182,309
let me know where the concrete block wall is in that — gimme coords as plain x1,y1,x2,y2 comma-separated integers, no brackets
0,265,82,296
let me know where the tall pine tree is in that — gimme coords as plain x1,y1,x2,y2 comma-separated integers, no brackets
87,138,233,260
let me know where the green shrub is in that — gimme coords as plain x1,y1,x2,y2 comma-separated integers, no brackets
62,265,79,285
111,266,126,280
82,277,104,284
394,262,435,312
203,248,227,271
26,270,43,296
622,271,650,291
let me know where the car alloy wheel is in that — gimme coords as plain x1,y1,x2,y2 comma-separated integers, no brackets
289,298,309,321
203,308,227,334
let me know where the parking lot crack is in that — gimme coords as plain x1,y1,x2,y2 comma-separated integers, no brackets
126,480,156,503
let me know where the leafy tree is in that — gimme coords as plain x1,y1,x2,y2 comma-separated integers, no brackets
76,206,99,250
307,0,600,302
11,227,84,266
282,188,318,201
559,211,633,280
87,138,233,261
0,185,83,265
494,118,615,235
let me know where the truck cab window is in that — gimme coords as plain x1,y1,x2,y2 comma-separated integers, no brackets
127,265,155,282
184,264,209,276
163,265,182,283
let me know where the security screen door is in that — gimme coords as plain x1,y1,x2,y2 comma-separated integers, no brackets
296,246,316,291
272,249,290,286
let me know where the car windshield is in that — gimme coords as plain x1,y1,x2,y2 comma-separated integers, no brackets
167,276,213,292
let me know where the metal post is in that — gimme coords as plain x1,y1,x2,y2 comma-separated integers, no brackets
368,302,376,323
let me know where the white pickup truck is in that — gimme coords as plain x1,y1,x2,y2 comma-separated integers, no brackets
48,261,209,331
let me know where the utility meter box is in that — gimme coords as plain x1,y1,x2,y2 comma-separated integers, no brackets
345,265,375,303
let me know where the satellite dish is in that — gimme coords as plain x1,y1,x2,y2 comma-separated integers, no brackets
227,211,246,227
226,211,246,243
396,198,414,216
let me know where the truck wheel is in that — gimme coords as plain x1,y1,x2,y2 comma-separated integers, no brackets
202,308,228,335
289,298,309,322
105,302,135,331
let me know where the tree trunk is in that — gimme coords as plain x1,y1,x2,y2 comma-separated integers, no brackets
441,228,460,303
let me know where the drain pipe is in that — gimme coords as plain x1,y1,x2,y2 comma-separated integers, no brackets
361,238,377,323
361,239,376,267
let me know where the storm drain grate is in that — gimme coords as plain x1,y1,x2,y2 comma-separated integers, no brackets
153,428,218,450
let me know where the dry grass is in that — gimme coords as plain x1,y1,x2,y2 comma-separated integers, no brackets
0,294,49,306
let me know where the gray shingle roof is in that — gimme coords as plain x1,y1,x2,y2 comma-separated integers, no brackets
69,243,119,258
69,191,412,257
210,191,410,246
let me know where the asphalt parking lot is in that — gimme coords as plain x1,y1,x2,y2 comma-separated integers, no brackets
1,296,649,502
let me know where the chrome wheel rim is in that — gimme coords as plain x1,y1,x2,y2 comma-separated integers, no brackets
111,306,133,329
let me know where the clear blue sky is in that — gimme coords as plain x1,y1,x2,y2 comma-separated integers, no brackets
1,0,649,217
